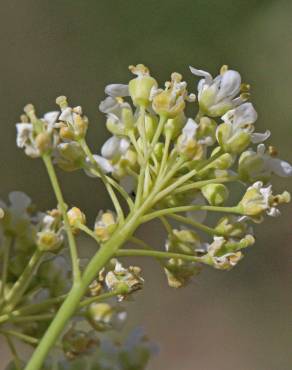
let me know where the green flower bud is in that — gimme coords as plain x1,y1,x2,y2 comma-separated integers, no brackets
238,150,269,183
153,142,164,161
197,117,217,140
67,207,86,232
163,113,186,139
128,64,157,107
145,114,158,141
94,211,117,242
35,132,52,154
201,183,229,206
217,123,250,154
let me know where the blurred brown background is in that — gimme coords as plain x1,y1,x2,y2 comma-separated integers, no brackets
0,0,291,369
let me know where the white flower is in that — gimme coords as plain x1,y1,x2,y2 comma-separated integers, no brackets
190,66,242,116
59,106,82,126
99,96,133,135
101,136,130,160
16,111,60,158
256,144,292,177
84,154,114,177
239,181,290,219
221,102,270,144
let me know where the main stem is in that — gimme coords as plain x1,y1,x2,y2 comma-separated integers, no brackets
24,208,144,370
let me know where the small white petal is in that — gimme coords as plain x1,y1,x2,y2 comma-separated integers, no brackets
251,130,270,144
101,136,121,159
93,155,114,173
105,84,129,97
269,158,292,177
59,107,74,124
217,70,241,100
43,111,59,126
182,118,199,139
189,66,213,85
234,102,258,127
16,123,33,147
119,138,130,154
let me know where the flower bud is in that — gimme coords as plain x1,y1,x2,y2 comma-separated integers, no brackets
217,122,251,154
145,114,158,141
73,114,88,139
153,142,164,161
87,302,127,331
67,207,86,231
201,183,229,206
94,211,117,242
163,113,186,139
35,132,52,155
197,116,217,144
238,150,266,182
128,64,157,107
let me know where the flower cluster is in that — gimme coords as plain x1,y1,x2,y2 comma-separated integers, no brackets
2,63,291,370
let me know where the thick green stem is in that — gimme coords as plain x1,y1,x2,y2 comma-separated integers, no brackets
43,155,81,282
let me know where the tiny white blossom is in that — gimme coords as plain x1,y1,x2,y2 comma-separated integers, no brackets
190,66,242,116
256,144,292,177
101,136,130,160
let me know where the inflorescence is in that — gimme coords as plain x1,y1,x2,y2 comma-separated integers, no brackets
0,63,291,370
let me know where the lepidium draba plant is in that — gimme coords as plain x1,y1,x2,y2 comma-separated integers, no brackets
0,63,291,369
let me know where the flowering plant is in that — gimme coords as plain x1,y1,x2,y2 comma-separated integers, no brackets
0,63,291,369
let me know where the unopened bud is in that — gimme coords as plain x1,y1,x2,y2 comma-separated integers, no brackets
67,207,86,230
201,183,229,206
35,132,52,154
217,123,250,154
128,64,157,107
